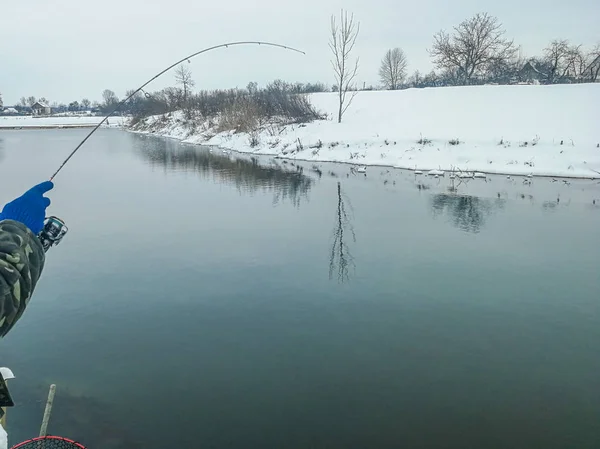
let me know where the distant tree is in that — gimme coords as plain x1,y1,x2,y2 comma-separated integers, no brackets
586,43,600,81
26,96,37,107
57,103,67,113
407,69,422,87
379,48,408,90
563,45,588,79
68,101,80,111
543,40,571,82
39,97,49,105
19,97,27,107
162,87,183,110
102,89,119,111
329,9,360,123
91,101,100,109
174,64,195,105
246,81,258,94
0,92,3,108
81,98,91,109
429,13,516,84
423,70,439,87
304,82,328,93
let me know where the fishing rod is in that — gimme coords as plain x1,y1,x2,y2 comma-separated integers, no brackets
39,41,304,251
49,41,305,181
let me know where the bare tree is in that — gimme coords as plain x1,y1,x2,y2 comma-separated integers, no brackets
26,96,37,107
329,10,360,123
329,182,356,282
19,97,27,107
81,98,91,109
564,45,589,80
38,97,49,105
586,43,600,81
174,64,195,105
0,92,3,109
379,48,408,90
102,89,118,107
543,40,571,82
429,13,516,84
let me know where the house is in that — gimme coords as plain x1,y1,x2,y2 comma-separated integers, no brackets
31,101,51,116
520,60,548,84
2,107,18,115
583,54,600,82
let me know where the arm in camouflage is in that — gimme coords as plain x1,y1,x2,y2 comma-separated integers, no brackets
0,220,45,338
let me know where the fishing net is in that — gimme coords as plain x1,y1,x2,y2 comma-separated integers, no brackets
11,436,87,449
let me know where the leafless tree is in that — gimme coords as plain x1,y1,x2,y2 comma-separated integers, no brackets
429,13,516,84
19,97,27,107
81,98,91,109
26,96,36,107
0,92,3,109
174,64,195,105
379,48,408,90
564,45,589,79
329,10,360,123
585,43,600,81
543,40,571,82
102,89,118,107
38,97,49,105
329,182,356,282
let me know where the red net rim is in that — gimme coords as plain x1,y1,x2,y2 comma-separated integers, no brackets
11,436,87,449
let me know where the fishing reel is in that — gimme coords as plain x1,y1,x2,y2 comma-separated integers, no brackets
38,216,68,252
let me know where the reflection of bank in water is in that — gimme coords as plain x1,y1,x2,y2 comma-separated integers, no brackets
4,379,141,449
134,137,313,207
431,193,506,233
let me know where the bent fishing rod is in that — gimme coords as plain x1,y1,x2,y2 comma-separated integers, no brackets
38,41,304,251
49,41,305,181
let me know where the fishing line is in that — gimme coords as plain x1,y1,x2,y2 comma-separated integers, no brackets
49,41,305,181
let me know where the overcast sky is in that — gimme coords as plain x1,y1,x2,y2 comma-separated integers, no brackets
1,0,598,104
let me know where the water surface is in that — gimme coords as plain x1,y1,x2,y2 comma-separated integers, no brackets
0,129,598,448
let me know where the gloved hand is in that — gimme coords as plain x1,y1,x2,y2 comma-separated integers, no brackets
0,181,54,234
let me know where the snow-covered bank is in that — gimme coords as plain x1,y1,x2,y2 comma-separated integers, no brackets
0,115,128,128
131,84,600,179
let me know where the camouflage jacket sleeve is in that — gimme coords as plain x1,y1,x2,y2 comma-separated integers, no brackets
0,220,45,338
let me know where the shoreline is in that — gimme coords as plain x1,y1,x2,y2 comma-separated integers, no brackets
129,86,600,181
0,124,99,130
129,129,600,181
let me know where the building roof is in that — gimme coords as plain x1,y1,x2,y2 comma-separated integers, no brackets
32,101,50,108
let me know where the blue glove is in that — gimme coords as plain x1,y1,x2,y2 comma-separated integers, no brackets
0,181,54,234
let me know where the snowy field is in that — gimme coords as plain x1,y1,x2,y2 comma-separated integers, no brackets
0,115,128,128
134,84,600,178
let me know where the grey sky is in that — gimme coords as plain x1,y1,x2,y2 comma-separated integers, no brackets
1,0,598,104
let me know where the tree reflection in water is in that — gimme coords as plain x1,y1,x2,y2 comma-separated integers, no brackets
329,182,356,282
134,137,313,207
431,193,505,233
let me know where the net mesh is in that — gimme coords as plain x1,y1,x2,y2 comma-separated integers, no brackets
11,436,86,449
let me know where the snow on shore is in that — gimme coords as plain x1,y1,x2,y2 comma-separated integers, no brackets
131,84,600,179
0,115,128,128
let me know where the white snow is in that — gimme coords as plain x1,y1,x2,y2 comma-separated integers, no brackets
131,84,600,179
428,169,445,176
0,115,128,128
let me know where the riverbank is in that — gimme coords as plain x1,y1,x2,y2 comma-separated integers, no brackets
0,115,128,129
131,84,600,179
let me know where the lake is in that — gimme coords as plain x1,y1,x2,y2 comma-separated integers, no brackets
0,129,599,449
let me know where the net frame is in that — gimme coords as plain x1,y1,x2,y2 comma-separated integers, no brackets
11,435,87,449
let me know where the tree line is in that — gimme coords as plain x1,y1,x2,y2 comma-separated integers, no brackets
0,95,99,113
379,12,600,89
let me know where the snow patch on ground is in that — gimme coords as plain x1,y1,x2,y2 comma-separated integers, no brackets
0,115,128,128
129,84,600,179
